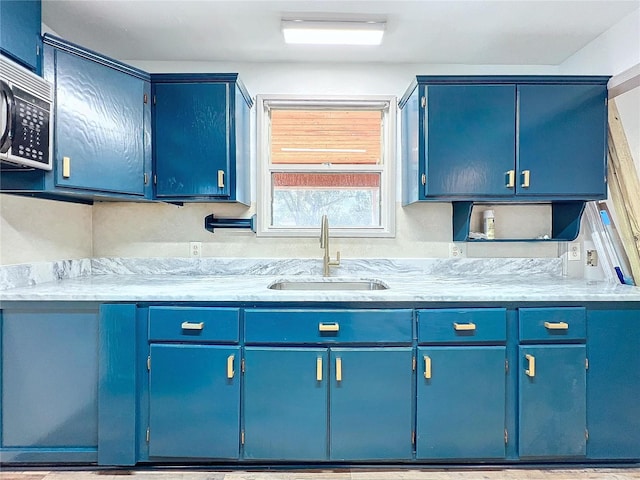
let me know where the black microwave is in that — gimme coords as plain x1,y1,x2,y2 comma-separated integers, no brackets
0,54,53,171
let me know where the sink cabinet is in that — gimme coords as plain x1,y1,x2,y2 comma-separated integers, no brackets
416,309,508,459
400,76,609,204
243,309,414,461
518,308,587,459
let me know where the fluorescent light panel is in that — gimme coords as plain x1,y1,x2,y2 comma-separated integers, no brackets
282,20,385,46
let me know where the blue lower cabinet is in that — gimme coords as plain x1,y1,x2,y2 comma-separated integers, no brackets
148,344,240,459
416,346,506,459
243,347,328,460
518,345,587,458
587,308,640,460
329,348,413,460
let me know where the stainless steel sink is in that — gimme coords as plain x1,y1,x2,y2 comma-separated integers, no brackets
268,279,389,291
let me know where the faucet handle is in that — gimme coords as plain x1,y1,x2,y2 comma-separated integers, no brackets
329,251,341,267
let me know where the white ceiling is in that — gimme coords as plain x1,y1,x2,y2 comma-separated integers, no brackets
42,0,640,65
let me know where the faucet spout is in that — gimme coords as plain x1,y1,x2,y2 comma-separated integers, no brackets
320,214,340,277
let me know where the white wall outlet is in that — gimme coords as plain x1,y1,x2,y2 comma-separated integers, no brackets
569,243,581,261
189,241,202,258
449,243,465,258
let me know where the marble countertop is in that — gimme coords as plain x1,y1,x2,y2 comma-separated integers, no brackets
1,257,639,303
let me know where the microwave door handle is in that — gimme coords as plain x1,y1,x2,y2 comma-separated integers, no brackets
0,80,15,154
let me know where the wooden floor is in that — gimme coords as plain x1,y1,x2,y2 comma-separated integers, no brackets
2,468,640,480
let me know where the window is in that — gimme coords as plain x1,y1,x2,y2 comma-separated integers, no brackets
257,95,396,237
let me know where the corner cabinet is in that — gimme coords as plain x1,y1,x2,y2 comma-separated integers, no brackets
151,74,252,204
0,0,41,72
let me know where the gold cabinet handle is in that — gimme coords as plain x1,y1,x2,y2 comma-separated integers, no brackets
505,169,515,188
181,321,204,330
544,321,569,330
424,355,432,379
521,169,531,188
316,357,323,382
227,355,235,379
336,357,342,382
319,322,339,332
525,354,536,377
453,322,476,331
218,170,225,188
62,156,71,178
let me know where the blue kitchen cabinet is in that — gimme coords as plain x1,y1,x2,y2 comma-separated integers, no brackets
416,308,508,459
152,74,252,204
400,76,609,204
0,308,99,463
243,347,328,460
518,84,607,198
586,307,640,460
0,0,41,72
0,34,152,201
518,307,587,459
148,344,240,459
329,348,413,460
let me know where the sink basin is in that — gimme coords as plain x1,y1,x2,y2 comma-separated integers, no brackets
268,279,389,291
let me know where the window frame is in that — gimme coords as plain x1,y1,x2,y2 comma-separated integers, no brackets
256,94,396,238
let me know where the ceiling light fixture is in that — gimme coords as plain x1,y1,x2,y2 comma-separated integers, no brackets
281,20,386,46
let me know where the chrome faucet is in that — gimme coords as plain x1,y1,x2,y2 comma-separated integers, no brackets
320,214,340,277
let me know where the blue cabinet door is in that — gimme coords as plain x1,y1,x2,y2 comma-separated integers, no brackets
243,347,328,460
518,84,607,197
0,0,41,71
519,345,586,458
587,308,640,460
148,344,240,459
416,346,506,459
153,82,230,198
329,348,413,460
425,85,516,197
50,48,146,195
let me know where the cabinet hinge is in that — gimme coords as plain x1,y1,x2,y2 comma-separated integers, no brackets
241,430,245,445
421,96,426,108
241,359,245,373
146,427,150,443
36,44,41,56
153,95,156,105
505,359,509,373
153,175,157,185
504,428,508,444
147,355,151,371
585,429,589,441
421,173,426,186
143,93,148,104
144,173,149,185
585,358,589,370
412,356,416,371
412,431,416,446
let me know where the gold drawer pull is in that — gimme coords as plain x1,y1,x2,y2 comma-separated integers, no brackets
181,321,204,330
453,322,476,331
218,170,225,188
521,169,531,188
525,354,536,377
316,357,323,382
544,321,569,330
336,357,342,382
424,355,432,379
62,156,71,178
319,322,339,332
505,169,515,188
227,355,235,379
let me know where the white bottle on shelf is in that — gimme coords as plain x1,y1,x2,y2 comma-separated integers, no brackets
483,209,495,240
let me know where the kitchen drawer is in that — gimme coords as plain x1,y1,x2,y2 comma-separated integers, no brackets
519,307,586,343
148,307,239,343
244,309,413,344
417,308,506,344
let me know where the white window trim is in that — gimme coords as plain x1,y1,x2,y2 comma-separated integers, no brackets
256,94,396,238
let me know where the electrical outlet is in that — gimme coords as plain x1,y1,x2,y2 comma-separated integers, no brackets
189,241,202,258
568,243,581,261
449,243,465,258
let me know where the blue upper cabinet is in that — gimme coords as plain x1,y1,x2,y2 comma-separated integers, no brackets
151,74,252,204
401,76,609,204
0,0,41,72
